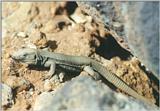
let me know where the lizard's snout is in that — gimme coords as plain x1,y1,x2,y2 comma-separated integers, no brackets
10,52,22,60
10,48,37,65
10,54,18,60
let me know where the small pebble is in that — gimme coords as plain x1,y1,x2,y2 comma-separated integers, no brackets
16,32,28,38
44,80,52,91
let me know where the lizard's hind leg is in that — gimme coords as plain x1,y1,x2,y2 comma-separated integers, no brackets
84,66,101,80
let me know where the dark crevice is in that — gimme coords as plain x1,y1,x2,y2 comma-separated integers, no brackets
95,34,133,60
65,2,78,15
152,88,159,106
28,65,49,71
139,65,159,89
47,40,58,50
139,65,159,106
55,2,78,16
63,71,80,82
55,2,77,15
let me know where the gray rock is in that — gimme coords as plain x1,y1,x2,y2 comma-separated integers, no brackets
33,75,158,111
123,2,159,76
2,83,14,109
34,92,55,111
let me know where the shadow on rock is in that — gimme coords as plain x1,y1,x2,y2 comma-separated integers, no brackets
95,34,133,60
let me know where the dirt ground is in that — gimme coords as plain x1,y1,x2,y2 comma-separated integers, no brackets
2,2,159,111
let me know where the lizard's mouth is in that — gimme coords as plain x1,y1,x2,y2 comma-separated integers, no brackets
21,59,36,64
15,59,35,63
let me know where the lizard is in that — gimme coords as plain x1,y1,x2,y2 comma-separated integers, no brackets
11,48,155,106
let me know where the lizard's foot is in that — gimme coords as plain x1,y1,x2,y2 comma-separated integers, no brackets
59,72,65,82
84,66,101,80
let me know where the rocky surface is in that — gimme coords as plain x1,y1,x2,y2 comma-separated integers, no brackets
5,76,31,93
2,2,159,111
33,75,159,111
2,84,14,109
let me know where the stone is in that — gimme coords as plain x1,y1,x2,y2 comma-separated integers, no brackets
33,75,158,111
33,92,54,111
6,76,31,93
44,80,52,91
16,31,28,38
2,83,14,109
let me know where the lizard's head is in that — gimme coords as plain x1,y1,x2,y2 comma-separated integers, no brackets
11,48,37,65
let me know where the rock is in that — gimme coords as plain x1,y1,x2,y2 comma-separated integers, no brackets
43,15,72,33
33,92,54,111
73,23,85,32
33,75,158,111
44,80,52,91
112,21,123,32
6,76,31,93
71,8,92,24
2,83,14,109
43,73,65,91
123,2,159,76
30,31,48,49
2,27,8,38
16,31,28,38
3,3,32,29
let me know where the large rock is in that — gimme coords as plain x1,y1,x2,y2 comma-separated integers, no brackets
34,92,55,111
123,2,159,76
33,75,158,111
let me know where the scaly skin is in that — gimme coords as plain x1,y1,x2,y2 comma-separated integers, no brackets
11,48,154,106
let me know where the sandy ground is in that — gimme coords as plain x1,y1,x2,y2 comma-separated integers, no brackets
2,2,159,110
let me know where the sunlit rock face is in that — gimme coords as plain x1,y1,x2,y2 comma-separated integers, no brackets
77,1,159,76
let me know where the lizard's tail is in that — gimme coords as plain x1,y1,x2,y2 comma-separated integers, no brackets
91,60,156,106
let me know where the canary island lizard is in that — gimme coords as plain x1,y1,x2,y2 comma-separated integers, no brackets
11,48,154,106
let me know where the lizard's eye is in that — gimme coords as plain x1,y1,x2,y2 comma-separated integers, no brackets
19,55,26,59
20,54,27,58
23,54,27,57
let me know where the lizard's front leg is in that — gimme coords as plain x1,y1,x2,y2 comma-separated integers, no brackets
44,60,56,79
